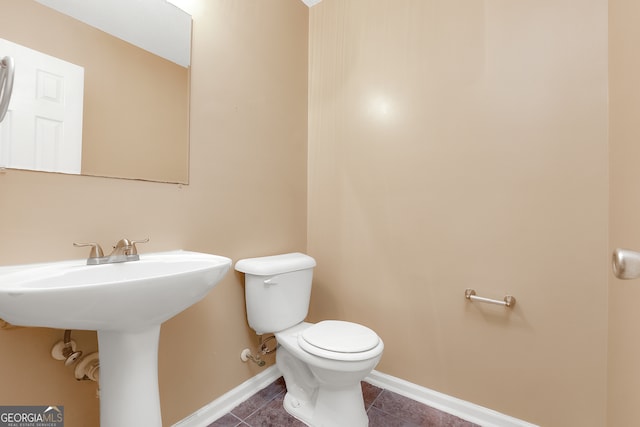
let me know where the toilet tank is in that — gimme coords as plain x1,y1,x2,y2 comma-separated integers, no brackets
235,253,316,335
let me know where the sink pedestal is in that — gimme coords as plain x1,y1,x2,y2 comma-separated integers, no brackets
98,326,162,427
0,250,232,427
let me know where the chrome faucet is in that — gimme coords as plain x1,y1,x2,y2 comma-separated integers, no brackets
74,238,149,265
107,238,137,263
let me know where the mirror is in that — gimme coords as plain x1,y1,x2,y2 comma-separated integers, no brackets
0,0,190,183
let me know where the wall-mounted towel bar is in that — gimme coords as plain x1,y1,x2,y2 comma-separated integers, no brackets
465,289,516,308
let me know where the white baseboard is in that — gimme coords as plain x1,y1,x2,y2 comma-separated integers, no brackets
366,370,538,427
172,367,538,427
172,366,281,427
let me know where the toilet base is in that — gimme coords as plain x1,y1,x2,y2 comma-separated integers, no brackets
282,383,368,427
275,322,381,427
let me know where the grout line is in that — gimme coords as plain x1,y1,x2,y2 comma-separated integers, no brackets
366,384,385,410
230,414,243,426
233,386,287,424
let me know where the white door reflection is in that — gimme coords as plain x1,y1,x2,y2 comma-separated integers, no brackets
0,38,84,174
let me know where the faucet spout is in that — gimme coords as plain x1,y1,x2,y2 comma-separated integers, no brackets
110,238,132,255
107,239,138,263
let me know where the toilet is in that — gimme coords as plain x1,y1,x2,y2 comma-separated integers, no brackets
235,253,384,427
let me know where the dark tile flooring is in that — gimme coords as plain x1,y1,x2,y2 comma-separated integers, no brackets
208,377,480,427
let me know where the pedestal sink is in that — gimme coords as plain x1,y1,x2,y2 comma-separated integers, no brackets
0,250,232,427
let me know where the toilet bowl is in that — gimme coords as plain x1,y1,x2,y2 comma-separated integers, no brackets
276,321,383,426
235,253,384,427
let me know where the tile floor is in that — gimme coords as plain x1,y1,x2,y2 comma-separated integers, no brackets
208,377,480,427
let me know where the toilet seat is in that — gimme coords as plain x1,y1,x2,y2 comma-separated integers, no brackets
298,320,382,362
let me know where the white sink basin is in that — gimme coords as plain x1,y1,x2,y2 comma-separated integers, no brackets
0,250,231,331
0,249,231,427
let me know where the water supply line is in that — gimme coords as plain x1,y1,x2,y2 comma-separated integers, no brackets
51,330,83,366
50,330,100,397
241,349,266,366
240,335,277,367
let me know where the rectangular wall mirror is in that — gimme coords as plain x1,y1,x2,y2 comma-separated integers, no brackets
0,0,191,184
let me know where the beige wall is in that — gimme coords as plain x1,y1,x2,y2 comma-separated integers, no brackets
608,0,640,425
2,1,634,426
0,1,308,426
307,1,608,426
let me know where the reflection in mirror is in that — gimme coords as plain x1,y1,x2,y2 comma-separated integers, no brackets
0,38,84,174
0,55,14,123
0,0,190,183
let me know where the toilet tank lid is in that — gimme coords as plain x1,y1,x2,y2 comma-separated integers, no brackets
235,253,316,276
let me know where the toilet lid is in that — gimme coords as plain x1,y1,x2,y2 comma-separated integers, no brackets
300,320,380,354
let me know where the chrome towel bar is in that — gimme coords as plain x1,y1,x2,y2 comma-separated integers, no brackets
465,289,516,308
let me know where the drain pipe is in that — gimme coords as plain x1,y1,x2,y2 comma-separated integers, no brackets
75,352,100,382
